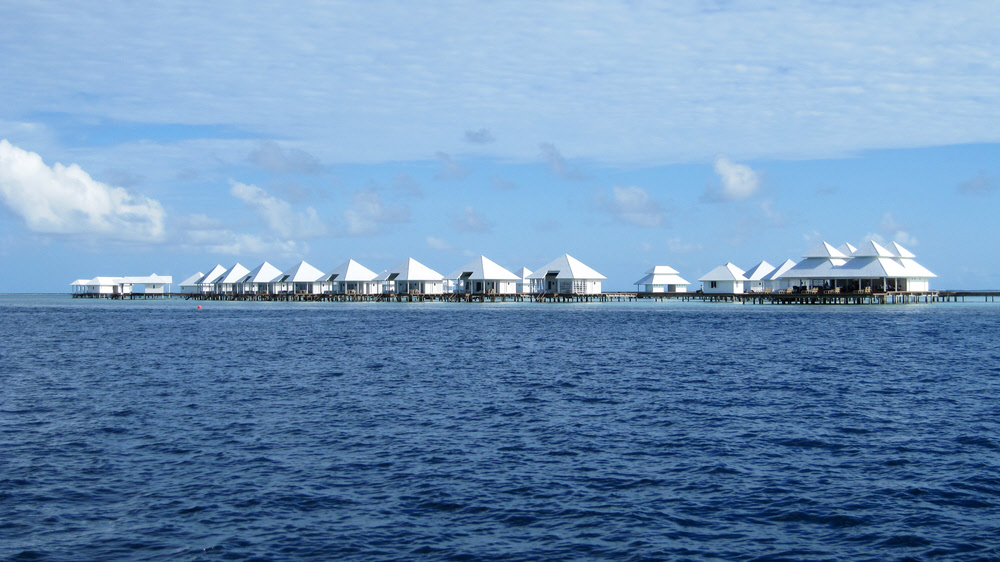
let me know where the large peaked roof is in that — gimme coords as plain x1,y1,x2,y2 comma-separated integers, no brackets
242,261,283,284
179,272,204,287
763,259,797,281
279,260,324,282
634,265,690,287
448,255,519,280
324,259,378,282
803,241,849,259
699,262,747,281
852,240,895,258
526,254,606,280
377,257,443,281
197,264,227,285
890,242,916,258
744,260,775,280
216,263,250,285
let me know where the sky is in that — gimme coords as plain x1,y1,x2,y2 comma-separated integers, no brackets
1,1,999,292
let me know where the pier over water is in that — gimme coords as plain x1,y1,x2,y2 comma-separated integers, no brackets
71,290,1000,305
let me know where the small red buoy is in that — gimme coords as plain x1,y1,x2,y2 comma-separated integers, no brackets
197,305,202,309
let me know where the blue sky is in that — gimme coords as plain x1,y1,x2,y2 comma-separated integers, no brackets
1,1,998,292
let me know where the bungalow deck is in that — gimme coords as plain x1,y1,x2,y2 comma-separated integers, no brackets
72,290,1000,304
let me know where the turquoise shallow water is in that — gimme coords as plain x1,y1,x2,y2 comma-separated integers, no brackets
2,295,999,560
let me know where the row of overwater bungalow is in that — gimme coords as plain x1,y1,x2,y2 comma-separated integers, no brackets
176,254,617,297
698,240,936,294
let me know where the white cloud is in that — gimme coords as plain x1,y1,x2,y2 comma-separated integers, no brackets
605,186,665,228
343,190,409,236
451,206,492,233
229,180,326,238
710,156,761,201
0,139,165,240
4,4,1000,164
180,226,305,256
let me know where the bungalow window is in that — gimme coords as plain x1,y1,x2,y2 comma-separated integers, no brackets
710,281,717,289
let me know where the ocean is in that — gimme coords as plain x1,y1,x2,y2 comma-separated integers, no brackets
2,295,998,560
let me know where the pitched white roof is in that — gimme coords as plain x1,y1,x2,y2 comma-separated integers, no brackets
634,265,690,287
517,267,532,279
376,258,443,281
744,260,775,280
197,264,227,285
763,259,797,281
324,259,378,282
70,279,91,286
278,260,325,283
803,241,849,259
699,262,747,282
241,261,283,284
179,272,204,287
890,242,916,258
851,240,895,258
836,242,858,256
215,263,250,285
448,255,519,281
526,254,606,280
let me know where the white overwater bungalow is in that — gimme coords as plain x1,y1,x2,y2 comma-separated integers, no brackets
377,258,444,294
780,240,936,292
743,260,776,293
634,266,690,293
272,261,325,294
70,274,173,295
448,255,520,295
323,259,380,294
699,263,748,294
195,265,228,293
237,261,283,294
527,254,605,295
762,259,797,292
214,263,250,295
178,272,204,294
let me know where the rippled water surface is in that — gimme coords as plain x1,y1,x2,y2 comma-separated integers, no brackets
2,295,999,560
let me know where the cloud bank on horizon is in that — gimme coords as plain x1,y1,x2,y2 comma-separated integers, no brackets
0,2,999,291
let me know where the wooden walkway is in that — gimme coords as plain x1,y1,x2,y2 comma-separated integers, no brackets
71,290,1000,304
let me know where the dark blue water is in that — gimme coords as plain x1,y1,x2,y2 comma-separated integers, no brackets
2,296,999,561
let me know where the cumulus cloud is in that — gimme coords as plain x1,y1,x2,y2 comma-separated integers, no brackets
451,206,492,233
343,190,409,236
540,142,583,180
957,171,996,195
179,225,305,256
0,139,165,240
705,156,761,202
248,140,322,174
434,152,468,181
604,185,665,228
875,212,918,247
230,180,326,238
464,128,495,144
